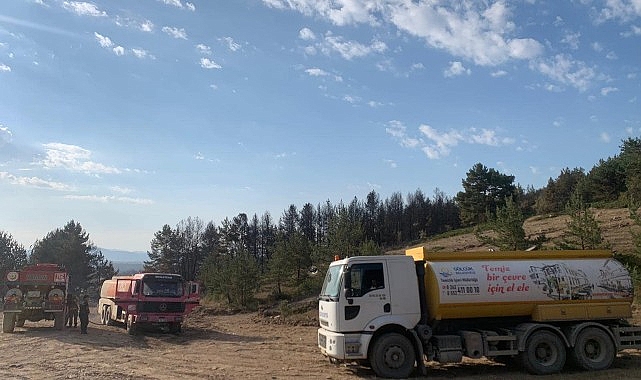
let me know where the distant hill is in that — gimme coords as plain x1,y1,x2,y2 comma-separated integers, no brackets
99,248,146,274
397,208,638,254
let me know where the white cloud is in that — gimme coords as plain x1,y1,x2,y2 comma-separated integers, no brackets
162,26,188,39
596,0,641,23
140,20,154,32
390,1,543,66
0,171,74,191
299,27,316,40
531,54,596,92
65,194,153,204
196,44,211,55
94,32,113,48
305,67,329,77
561,31,581,50
444,61,471,77
62,1,107,17
0,63,10,72
263,0,379,25
320,34,387,60
113,46,125,56
220,37,241,51
491,70,507,77
111,186,132,194
601,86,619,96
132,48,154,59
385,120,421,149
387,121,514,159
159,0,194,10
0,125,12,145
266,1,544,66
40,143,121,175
600,132,611,143
200,57,222,69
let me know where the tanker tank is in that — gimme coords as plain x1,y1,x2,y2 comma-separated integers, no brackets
405,248,634,323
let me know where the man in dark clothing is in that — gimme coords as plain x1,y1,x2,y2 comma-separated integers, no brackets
79,295,90,334
65,294,78,327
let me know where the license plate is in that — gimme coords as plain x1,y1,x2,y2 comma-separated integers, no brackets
318,333,326,348
158,318,166,322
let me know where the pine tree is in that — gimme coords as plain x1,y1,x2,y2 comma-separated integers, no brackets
0,231,28,275
475,196,537,251
557,193,607,250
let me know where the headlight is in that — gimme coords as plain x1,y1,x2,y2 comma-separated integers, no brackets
5,288,22,303
48,288,64,302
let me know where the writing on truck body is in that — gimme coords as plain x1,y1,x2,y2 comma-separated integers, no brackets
318,248,641,378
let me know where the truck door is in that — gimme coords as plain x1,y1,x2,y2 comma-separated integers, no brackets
339,261,390,332
185,281,201,313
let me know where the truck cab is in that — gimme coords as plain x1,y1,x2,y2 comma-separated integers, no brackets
318,255,420,361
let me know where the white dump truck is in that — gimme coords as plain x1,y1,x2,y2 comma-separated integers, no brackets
317,248,641,378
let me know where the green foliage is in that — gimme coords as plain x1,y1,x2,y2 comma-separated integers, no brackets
29,220,110,292
200,250,260,309
475,196,541,250
456,163,516,226
556,193,608,250
534,168,585,214
0,231,27,275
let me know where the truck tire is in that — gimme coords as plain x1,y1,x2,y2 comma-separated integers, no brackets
101,306,108,325
520,330,566,375
15,318,25,328
169,322,182,335
126,316,137,335
2,313,16,333
53,312,64,330
369,333,416,379
103,306,115,326
570,327,615,371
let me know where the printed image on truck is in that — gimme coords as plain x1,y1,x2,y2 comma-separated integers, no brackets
529,263,593,300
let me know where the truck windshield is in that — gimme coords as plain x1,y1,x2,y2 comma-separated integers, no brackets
319,264,343,301
142,280,184,297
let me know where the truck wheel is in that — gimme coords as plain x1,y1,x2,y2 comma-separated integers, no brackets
570,327,615,371
15,318,25,328
370,333,416,379
520,330,566,375
126,316,137,336
2,313,16,333
105,306,113,326
53,312,64,330
169,322,182,335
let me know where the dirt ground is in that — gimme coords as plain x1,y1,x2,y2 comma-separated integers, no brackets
1,305,641,380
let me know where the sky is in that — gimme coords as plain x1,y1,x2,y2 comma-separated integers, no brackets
0,0,640,253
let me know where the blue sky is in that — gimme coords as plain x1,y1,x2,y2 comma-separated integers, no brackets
0,0,640,252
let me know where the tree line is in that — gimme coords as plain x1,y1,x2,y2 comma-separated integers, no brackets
0,221,116,296
2,137,640,307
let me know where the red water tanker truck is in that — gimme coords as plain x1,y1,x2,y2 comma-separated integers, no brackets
318,248,641,378
98,272,200,335
3,263,68,333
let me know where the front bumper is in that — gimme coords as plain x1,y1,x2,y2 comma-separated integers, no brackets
318,328,371,360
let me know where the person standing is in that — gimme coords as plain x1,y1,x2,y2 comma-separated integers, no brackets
65,294,78,327
79,295,90,334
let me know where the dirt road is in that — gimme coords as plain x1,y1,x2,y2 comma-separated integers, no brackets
1,307,641,380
